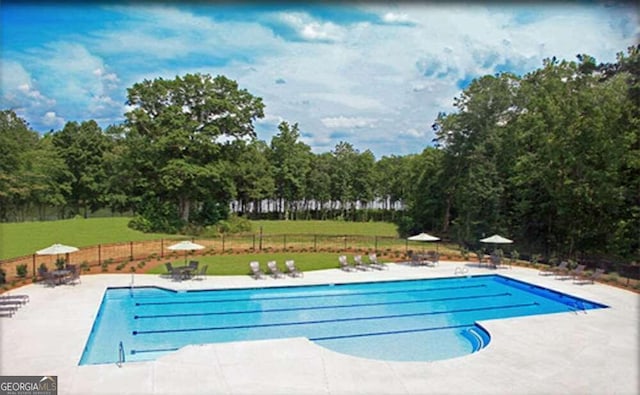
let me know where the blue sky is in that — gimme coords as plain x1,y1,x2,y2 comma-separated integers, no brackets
1,2,638,158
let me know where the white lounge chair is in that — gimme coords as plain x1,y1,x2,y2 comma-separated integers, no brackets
285,260,303,277
368,253,387,270
353,255,370,270
267,261,284,278
249,261,264,279
339,255,354,271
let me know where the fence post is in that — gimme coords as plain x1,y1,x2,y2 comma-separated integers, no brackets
222,234,225,252
314,235,317,251
32,254,36,279
375,236,378,252
252,234,256,251
160,239,164,258
98,244,102,264
344,235,347,250
283,235,287,250
130,242,134,260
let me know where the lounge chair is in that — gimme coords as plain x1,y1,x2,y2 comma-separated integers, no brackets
539,261,565,276
250,261,264,279
569,264,587,280
339,255,354,271
574,268,605,284
0,306,18,317
368,253,387,270
267,261,284,278
0,295,29,304
551,261,570,279
353,255,370,270
285,260,303,277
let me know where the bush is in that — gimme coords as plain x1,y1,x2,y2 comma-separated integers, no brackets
0,268,6,285
16,264,28,278
55,257,66,270
216,214,252,234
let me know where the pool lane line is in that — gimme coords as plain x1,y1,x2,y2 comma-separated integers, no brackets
134,284,489,307
134,292,513,320
129,323,474,355
132,301,539,336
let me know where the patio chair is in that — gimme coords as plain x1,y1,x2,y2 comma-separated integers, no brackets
38,267,56,287
194,264,208,280
249,261,265,279
425,251,439,267
409,251,422,266
285,260,303,277
66,264,81,285
339,255,354,271
574,268,605,284
165,262,182,281
489,254,501,269
539,261,565,276
353,255,370,270
187,261,199,279
267,261,284,278
368,253,387,270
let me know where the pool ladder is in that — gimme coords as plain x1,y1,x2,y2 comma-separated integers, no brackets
568,301,587,315
117,341,125,367
454,266,469,276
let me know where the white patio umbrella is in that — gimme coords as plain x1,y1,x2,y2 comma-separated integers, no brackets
167,241,205,264
479,234,513,244
408,233,441,242
36,243,79,267
407,232,441,252
36,243,79,255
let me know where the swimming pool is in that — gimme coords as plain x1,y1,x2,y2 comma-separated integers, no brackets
78,274,606,365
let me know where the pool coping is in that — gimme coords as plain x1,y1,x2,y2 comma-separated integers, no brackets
1,261,638,394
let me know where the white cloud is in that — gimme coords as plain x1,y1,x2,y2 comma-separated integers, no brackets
279,12,345,42
382,12,413,25
321,116,375,129
41,111,65,128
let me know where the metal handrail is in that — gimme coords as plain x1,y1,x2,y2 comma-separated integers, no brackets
117,341,125,367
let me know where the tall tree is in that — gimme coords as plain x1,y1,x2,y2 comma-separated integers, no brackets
269,121,311,220
52,120,111,217
122,73,264,231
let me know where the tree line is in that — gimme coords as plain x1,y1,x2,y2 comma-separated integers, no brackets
0,46,638,262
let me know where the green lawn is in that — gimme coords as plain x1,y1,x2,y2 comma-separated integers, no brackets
0,218,177,260
250,220,398,236
0,218,400,260
148,252,379,276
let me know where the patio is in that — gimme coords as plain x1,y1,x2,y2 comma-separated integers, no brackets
0,261,638,394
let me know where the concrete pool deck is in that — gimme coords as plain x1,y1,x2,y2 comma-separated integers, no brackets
1,261,638,395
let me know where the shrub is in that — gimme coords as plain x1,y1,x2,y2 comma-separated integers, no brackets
115,263,126,271
0,268,6,285
80,261,91,273
216,214,252,234
16,264,28,278
55,257,66,270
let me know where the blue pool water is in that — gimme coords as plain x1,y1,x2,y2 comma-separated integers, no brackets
79,275,606,365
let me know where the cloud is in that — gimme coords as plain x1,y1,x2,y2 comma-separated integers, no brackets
278,12,346,42
321,116,375,129
41,111,65,129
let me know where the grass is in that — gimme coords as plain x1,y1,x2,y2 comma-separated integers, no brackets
250,220,398,237
0,217,177,260
0,218,400,260
147,252,367,276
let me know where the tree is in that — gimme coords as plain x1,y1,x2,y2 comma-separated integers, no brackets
51,120,111,217
122,73,264,231
269,121,311,220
